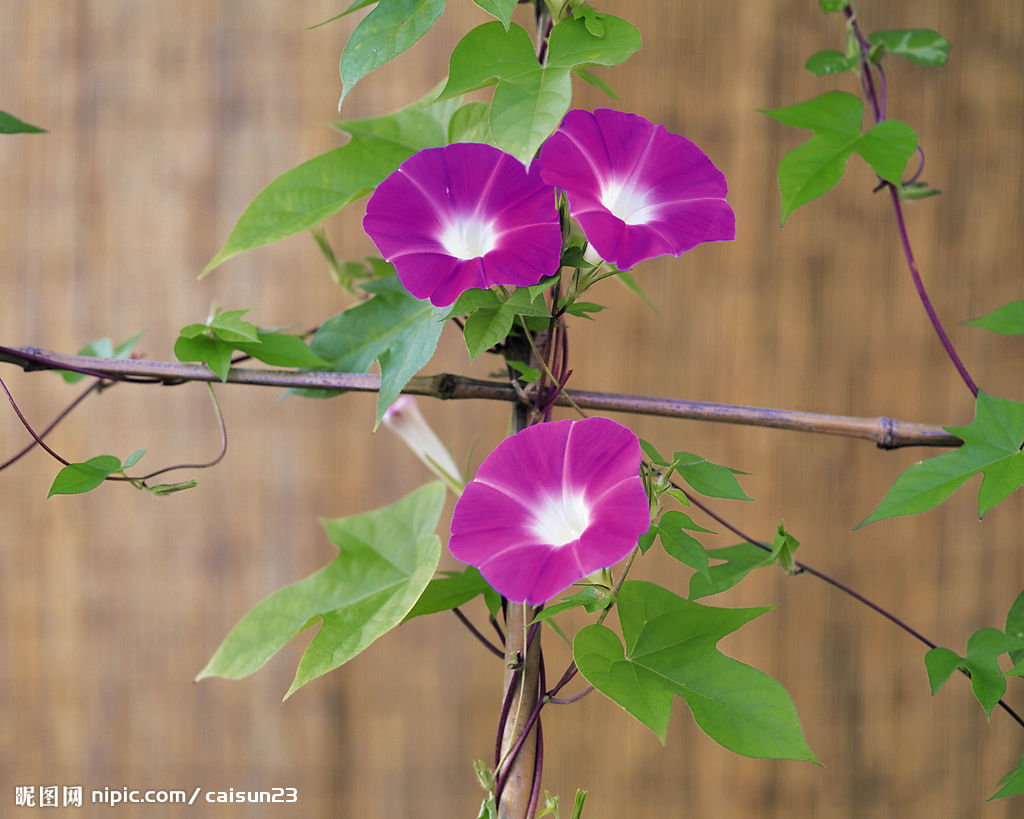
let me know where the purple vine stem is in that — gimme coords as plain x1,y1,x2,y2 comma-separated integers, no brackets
495,663,522,770
0,374,71,466
681,486,1024,730
844,4,979,398
0,380,100,471
527,718,543,819
452,607,504,659
888,184,979,397
525,651,549,816
1,372,228,484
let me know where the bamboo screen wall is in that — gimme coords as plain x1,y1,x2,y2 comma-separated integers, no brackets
2,2,1023,816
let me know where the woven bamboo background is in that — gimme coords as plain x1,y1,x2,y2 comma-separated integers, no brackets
2,2,1023,816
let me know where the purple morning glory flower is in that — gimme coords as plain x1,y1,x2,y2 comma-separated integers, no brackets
362,143,563,307
448,417,650,605
537,108,735,270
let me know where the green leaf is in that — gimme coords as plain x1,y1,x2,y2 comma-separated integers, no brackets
666,510,713,534
964,300,1024,335
615,270,658,310
655,510,710,577
990,755,1024,801
673,451,753,501
203,94,453,275
339,0,446,107
178,323,210,339
233,331,328,368
463,308,514,361
48,455,122,497
855,119,919,184
818,0,847,12
0,110,46,134
925,628,1024,718
173,334,234,382
859,391,1024,526
460,288,550,361
688,542,773,600
573,581,817,760
447,101,493,144
506,360,541,382
637,526,657,555
208,308,259,342
58,330,145,383
1005,590,1024,665
572,3,605,37
663,487,690,506
336,89,462,146
531,586,611,624
505,286,553,317
772,521,799,575
763,91,918,224
924,647,961,694
307,275,448,423
438,22,565,164
526,275,560,302
574,67,618,99
545,13,641,71
403,567,493,621
868,29,951,67
308,0,379,29
122,448,147,469
804,49,857,76
448,287,502,315
197,483,445,697
439,22,539,98
639,438,669,467
473,0,517,31
438,14,638,164
964,628,1024,717
476,795,499,819
563,301,606,319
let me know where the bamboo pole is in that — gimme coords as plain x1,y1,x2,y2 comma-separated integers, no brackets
0,345,962,450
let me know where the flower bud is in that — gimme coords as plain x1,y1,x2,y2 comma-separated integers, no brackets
382,396,463,490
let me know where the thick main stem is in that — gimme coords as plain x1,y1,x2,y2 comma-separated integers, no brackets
497,374,542,819
498,605,540,818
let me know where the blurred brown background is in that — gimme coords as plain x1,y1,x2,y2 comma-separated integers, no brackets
2,1,1023,816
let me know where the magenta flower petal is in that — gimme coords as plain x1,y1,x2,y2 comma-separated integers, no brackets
537,108,735,270
363,143,563,307
448,417,650,605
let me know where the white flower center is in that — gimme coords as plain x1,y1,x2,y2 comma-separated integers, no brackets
600,178,655,225
440,216,497,259
530,491,591,548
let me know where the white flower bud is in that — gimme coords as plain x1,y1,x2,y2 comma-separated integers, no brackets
382,396,463,490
